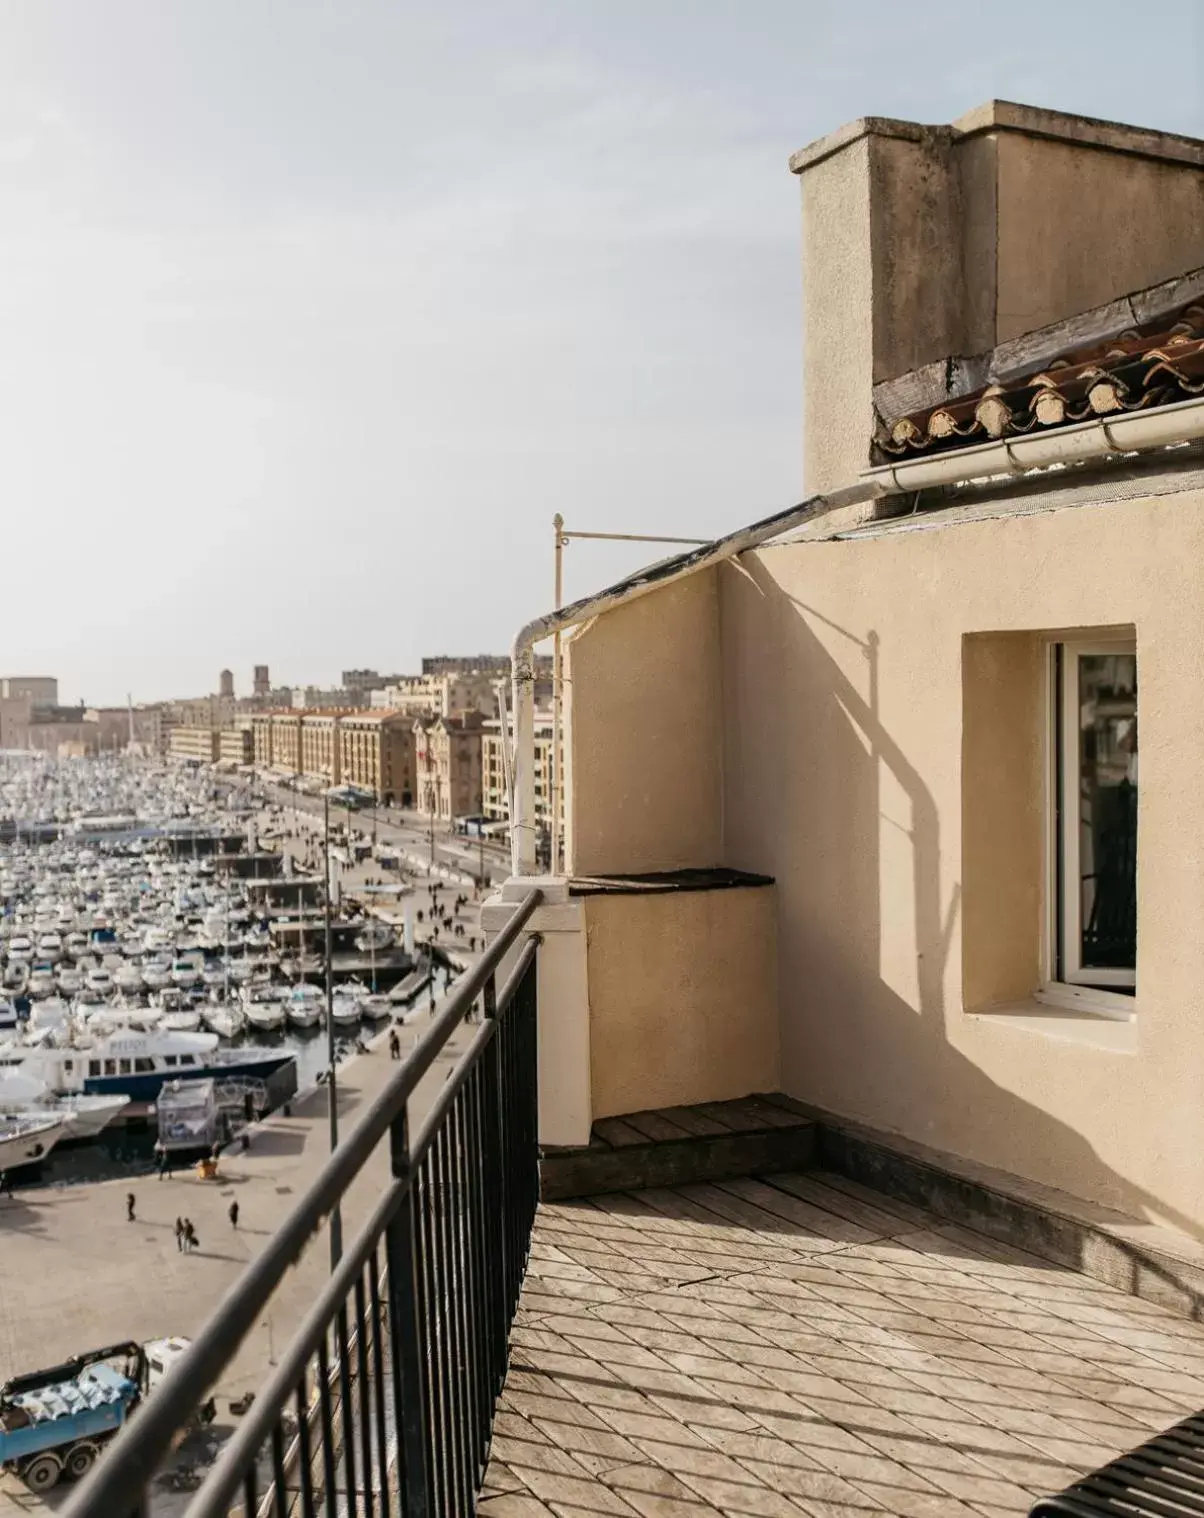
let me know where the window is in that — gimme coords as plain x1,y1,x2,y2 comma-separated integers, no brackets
119,1058,132,1074
89,1060,101,1077
104,1059,117,1075
135,1058,155,1072
1046,639,1137,1015
164,1055,178,1067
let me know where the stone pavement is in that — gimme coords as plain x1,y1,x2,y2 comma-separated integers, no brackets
0,1009,470,1514
483,1172,1204,1518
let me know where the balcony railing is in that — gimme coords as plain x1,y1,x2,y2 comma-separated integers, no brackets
64,886,542,1518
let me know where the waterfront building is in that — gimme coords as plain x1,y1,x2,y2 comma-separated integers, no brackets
413,712,483,821
337,711,414,805
168,726,220,764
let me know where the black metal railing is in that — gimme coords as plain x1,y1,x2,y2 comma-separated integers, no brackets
63,887,542,1518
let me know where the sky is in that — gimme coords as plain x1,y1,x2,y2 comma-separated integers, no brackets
1,2,1202,705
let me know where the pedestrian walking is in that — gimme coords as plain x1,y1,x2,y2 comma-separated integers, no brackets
174,1217,185,1252
126,1192,136,1223
389,1028,401,1060
183,1219,198,1253
228,1200,239,1229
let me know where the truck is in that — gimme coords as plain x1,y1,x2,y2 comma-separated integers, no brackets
0,1336,211,1493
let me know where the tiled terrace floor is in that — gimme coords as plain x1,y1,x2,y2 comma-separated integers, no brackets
482,1171,1204,1518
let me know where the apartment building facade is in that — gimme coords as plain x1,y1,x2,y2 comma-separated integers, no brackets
299,713,341,784
338,712,414,805
414,713,483,821
169,726,220,764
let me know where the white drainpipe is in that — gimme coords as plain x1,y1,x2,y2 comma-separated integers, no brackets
506,482,883,876
508,392,1204,876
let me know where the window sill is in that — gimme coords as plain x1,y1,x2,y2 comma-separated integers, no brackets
1033,981,1135,1021
968,1001,1137,1053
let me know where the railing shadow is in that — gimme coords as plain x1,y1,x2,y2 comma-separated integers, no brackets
60,888,543,1518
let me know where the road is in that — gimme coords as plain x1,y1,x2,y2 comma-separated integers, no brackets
251,781,512,888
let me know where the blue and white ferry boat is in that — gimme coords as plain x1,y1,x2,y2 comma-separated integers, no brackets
0,1028,294,1102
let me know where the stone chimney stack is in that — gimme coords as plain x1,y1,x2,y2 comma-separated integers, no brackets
791,101,1204,495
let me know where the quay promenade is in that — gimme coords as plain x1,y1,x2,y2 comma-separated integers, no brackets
0,1011,469,1513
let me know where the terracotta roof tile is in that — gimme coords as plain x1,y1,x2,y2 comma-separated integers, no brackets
879,304,1204,457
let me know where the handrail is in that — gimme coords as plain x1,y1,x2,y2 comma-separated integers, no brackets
62,886,542,1518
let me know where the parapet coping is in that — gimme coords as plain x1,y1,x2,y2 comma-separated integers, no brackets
790,98,1204,175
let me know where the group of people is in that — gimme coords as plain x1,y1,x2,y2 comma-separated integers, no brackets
124,1191,241,1251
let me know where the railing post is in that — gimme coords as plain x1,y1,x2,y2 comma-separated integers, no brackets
481,969,508,1391
387,1107,430,1518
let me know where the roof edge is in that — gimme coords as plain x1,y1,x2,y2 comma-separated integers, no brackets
791,99,1204,176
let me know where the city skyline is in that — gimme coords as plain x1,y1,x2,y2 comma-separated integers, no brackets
1,1,1201,704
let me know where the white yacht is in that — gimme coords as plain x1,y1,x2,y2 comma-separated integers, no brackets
0,1113,64,1173
242,986,286,1032
142,959,171,991
202,1003,245,1040
170,957,201,990
159,1009,203,1033
0,1069,128,1140
330,991,363,1027
26,967,57,1000
284,984,323,1029
35,931,63,964
354,921,394,954
57,964,83,996
114,962,144,993
6,934,33,965
84,965,114,996
361,994,392,1022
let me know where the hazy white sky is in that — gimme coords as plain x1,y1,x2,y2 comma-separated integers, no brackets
2,2,1201,705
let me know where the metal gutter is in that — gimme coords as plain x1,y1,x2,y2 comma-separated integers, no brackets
863,394,1204,494
507,482,882,875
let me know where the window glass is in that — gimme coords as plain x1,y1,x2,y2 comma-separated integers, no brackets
104,1059,117,1075
1057,644,1137,997
89,1060,101,1077
1076,653,1137,974
135,1058,155,1072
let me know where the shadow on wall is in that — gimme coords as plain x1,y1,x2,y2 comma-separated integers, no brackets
722,552,1199,1243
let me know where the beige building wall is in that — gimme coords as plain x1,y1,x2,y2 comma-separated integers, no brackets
567,567,723,876
169,726,220,763
585,884,779,1119
713,484,1204,1235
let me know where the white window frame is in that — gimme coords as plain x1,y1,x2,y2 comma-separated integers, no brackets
1037,637,1137,1022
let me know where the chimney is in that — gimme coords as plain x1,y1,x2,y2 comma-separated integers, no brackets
791,101,1204,494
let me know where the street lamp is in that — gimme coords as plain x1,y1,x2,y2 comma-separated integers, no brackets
322,790,342,1268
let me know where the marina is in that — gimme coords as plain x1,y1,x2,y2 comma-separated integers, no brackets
0,755,441,1183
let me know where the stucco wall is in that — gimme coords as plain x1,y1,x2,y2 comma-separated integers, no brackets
994,134,1204,343
566,567,723,876
584,884,779,1119
720,484,1204,1235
